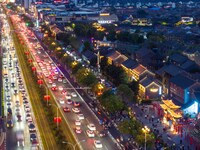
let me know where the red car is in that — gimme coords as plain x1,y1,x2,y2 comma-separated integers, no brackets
51,87,57,91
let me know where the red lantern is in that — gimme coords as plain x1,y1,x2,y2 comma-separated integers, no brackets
44,95,50,101
32,67,36,71
54,117,62,123
24,51,29,55
37,79,43,85
28,59,33,63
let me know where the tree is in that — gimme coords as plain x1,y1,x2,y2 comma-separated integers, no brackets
74,23,88,36
56,33,70,45
83,41,92,52
100,57,108,71
100,94,125,113
75,68,97,86
107,30,117,41
137,10,148,18
135,132,155,149
71,62,82,74
117,84,134,103
118,119,141,135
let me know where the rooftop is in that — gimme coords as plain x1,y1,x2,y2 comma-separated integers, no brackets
170,74,195,89
121,58,138,69
156,64,184,77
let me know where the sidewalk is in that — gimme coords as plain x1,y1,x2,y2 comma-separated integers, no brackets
0,131,5,150
132,104,193,150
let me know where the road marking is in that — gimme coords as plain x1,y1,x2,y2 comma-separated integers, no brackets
105,145,109,150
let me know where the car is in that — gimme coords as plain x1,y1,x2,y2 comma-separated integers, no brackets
94,140,103,148
71,92,77,97
74,102,80,107
63,107,70,112
31,139,39,146
51,87,57,91
75,119,81,126
58,86,63,91
66,95,71,100
25,105,31,112
58,78,62,82
86,130,95,137
77,114,84,120
7,102,12,107
66,99,73,105
29,123,36,132
87,124,96,131
53,76,57,80
52,83,56,87
48,79,52,84
61,90,67,95
16,114,22,122
75,126,82,134
16,131,24,147
7,120,13,128
7,108,12,115
63,79,67,84
98,131,108,137
30,133,37,141
26,114,32,121
72,108,80,113
59,99,65,104
54,70,59,74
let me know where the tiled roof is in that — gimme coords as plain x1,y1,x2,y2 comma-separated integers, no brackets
82,50,96,60
180,60,195,70
156,64,183,76
121,59,138,69
170,53,188,65
133,64,146,74
106,51,121,60
113,55,128,65
170,74,195,89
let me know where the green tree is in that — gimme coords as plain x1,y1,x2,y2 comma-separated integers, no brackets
100,57,108,71
135,132,155,149
83,41,92,52
100,94,125,113
71,62,82,74
117,84,134,102
56,33,70,45
75,68,97,86
118,119,141,135
74,23,88,36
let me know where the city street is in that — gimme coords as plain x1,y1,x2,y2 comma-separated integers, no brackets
1,14,41,150
11,14,119,150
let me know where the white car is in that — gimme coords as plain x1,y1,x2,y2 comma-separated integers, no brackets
52,83,56,88
65,95,71,100
77,114,84,120
94,140,103,148
71,92,77,97
53,76,57,80
59,99,65,104
58,78,62,82
48,79,52,84
63,79,67,84
75,119,81,126
86,130,95,137
72,108,80,113
87,124,96,131
58,86,63,91
54,70,59,74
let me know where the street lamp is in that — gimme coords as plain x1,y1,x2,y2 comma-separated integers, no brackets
48,103,59,129
62,140,86,150
142,126,150,150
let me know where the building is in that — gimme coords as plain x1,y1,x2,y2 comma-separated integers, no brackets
169,74,196,105
139,76,162,100
121,58,138,81
98,13,118,24
156,64,185,95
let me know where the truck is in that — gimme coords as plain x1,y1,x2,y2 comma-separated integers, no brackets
16,130,24,147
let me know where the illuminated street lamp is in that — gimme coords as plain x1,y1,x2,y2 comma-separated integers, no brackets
62,140,86,150
142,126,150,150
49,104,61,129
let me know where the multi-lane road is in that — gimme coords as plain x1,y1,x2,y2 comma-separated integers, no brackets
1,13,41,150
10,14,119,150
